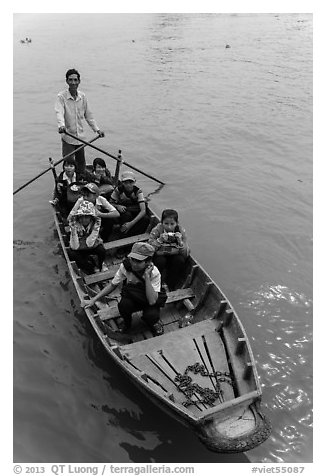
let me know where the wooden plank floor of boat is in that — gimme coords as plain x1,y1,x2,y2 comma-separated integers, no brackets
122,319,235,411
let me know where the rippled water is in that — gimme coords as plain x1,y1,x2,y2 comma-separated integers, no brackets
13,13,312,463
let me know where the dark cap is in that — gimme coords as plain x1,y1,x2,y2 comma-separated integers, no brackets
128,242,154,261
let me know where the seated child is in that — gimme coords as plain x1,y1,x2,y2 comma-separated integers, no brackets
50,157,85,216
70,183,120,242
148,209,189,290
110,171,150,237
90,157,115,198
82,242,164,336
68,200,107,274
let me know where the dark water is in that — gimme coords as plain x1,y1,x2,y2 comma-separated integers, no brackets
13,13,312,464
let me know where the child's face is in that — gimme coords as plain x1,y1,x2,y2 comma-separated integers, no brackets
79,215,92,226
122,179,134,192
82,191,97,204
130,257,147,272
64,163,75,175
162,217,177,233
95,165,106,176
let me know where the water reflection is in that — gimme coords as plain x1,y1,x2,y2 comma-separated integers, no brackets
239,283,312,462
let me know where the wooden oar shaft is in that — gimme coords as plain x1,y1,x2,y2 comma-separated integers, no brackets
63,131,165,185
13,135,100,195
51,134,100,169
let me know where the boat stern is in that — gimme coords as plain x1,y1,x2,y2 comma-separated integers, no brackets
195,400,272,453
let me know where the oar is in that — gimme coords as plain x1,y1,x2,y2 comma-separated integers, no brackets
13,134,101,195
63,131,165,185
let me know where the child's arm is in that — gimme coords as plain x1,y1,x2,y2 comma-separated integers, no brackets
120,201,147,234
148,224,163,250
50,174,64,205
82,263,125,308
148,227,174,255
143,264,159,305
67,197,83,223
175,226,190,256
86,217,101,247
53,182,61,199
96,197,120,219
50,185,60,205
149,226,180,255
69,222,80,250
110,188,126,213
82,281,118,308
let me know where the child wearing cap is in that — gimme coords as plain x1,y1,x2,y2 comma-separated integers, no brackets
110,171,150,237
82,242,164,336
148,209,189,290
69,183,120,242
68,200,107,274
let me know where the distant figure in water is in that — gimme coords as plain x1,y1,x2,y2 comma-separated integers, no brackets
225,44,231,48
20,37,32,44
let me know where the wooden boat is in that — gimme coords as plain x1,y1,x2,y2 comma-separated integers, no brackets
49,157,271,454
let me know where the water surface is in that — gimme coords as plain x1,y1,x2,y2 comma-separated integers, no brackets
13,13,312,463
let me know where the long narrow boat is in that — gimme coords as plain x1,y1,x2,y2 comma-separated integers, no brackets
49,154,271,454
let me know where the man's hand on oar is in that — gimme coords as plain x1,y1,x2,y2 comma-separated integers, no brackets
96,130,105,138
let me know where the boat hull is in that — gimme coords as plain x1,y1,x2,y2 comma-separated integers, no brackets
50,182,271,454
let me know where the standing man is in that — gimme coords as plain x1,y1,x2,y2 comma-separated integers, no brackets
55,68,105,174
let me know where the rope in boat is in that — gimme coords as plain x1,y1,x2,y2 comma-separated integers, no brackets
174,363,234,407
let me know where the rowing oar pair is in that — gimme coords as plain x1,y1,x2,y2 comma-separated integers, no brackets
13,132,165,195
63,131,165,186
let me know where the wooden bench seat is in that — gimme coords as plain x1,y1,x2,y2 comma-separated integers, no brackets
84,264,120,285
104,232,150,251
83,233,151,284
98,287,195,321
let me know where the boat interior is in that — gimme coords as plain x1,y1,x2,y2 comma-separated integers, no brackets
55,206,258,411
49,154,270,451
